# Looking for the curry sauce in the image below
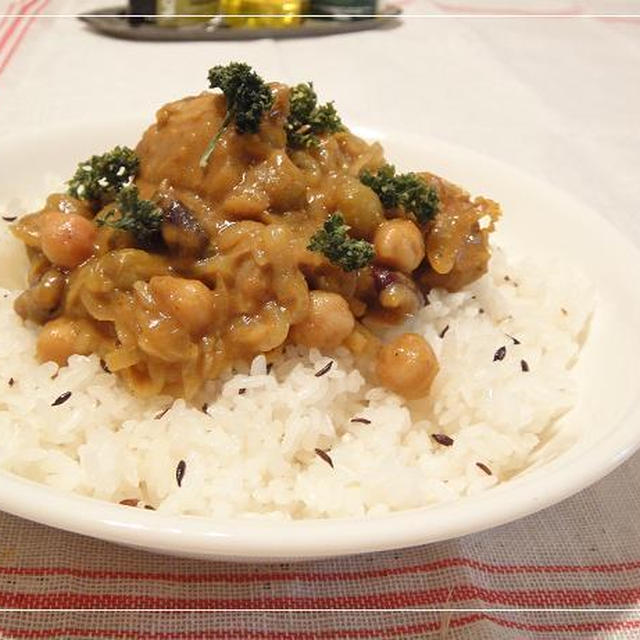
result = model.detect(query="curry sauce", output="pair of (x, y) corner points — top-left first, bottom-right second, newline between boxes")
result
(11, 78), (500, 400)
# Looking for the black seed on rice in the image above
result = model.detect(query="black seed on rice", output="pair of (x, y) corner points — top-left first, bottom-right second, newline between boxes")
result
(314, 361), (333, 377)
(8, 377), (14, 387)
(238, 388), (246, 395)
(521, 359), (530, 372)
(144, 504), (156, 510)
(439, 325), (450, 339)
(561, 307), (568, 316)
(266, 363), (273, 374)
(504, 275), (510, 282)
(493, 346), (507, 362)
(202, 402), (209, 413)
(314, 448), (334, 468)
(476, 462), (492, 475)
(350, 417), (371, 425)
(506, 333), (521, 345)
(154, 406), (170, 420)
(52, 391), (71, 406)
(119, 498), (139, 507)
(100, 359), (110, 373)
(479, 308), (485, 314)
(176, 460), (186, 487)
(431, 433), (454, 447)
(2, 216), (17, 222)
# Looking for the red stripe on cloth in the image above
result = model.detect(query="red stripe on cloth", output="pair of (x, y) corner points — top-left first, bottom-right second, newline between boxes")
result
(483, 615), (640, 633)
(0, 623), (447, 640)
(0, 2), (18, 36)
(2, 586), (640, 608)
(2, 556), (640, 584)
(0, 0), (48, 76)
(3, 616), (640, 639)
(0, 0), (39, 52)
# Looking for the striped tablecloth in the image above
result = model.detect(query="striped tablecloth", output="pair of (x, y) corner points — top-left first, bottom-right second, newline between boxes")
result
(1, 1), (640, 637)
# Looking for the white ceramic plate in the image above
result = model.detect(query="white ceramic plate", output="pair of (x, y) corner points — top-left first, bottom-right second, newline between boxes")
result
(0, 121), (639, 561)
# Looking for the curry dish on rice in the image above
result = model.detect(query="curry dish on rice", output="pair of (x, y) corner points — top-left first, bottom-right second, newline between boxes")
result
(10, 64), (500, 400)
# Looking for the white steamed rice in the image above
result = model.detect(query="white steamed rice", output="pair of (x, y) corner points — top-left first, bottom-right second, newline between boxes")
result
(0, 203), (593, 519)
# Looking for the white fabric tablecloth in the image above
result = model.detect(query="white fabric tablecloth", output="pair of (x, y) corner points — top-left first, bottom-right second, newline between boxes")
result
(0, 1), (639, 638)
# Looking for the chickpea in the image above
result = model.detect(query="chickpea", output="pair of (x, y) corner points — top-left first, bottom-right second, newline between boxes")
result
(335, 176), (385, 239)
(379, 282), (422, 316)
(375, 333), (439, 398)
(39, 211), (97, 269)
(36, 317), (98, 366)
(45, 193), (92, 218)
(374, 219), (425, 273)
(289, 290), (355, 350)
(149, 276), (216, 337)
(14, 269), (65, 323)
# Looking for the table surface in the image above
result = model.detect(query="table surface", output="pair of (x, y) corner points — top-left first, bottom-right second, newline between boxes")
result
(0, 0), (639, 638)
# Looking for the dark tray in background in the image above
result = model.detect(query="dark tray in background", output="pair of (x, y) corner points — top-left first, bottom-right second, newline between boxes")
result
(79, 5), (402, 41)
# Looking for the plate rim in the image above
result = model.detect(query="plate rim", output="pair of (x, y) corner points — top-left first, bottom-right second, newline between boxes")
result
(0, 120), (639, 560)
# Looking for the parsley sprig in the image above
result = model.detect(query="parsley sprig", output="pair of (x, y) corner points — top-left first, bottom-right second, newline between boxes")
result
(67, 146), (139, 207)
(286, 82), (344, 149)
(98, 185), (164, 244)
(360, 164), (439, 224)
(199, 62), (274, 168)
(308, 213), (374, 272)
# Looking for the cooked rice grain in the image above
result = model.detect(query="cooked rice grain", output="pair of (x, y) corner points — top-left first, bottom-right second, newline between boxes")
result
(0, 230), (593, 518)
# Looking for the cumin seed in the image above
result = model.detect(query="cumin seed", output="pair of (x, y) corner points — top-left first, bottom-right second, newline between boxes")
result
(476, 462), (492, 475)
(314, 361), (333, 377)
(1, 216), (17, 222)
(521, 359), (530, 372)
(431, 433), (454, 447)
(176, 460), (186, 487)
(314, 448), (334, 468)
(100, 359), (110, 373)
(506, 334), (521, 345)
(8, 377), (14, 387)
(154, 406), (170, 420)
(51, 391), (71, 406)
(439, 325), (450, 339)
(238, 388), (246, 395)
(119, 498), (139, 507)
(201, 402), (209, 413)
(144, 504), (156, 510)
(350, 417), (371, 425)
(493, 346), (507, 362)
(478, 308), (485, 314)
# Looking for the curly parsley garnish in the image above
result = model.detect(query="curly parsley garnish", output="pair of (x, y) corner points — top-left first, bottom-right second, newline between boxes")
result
(98, 185), (164, 244)
(308, 213), (374, 272)
(199, 62), (274, 168)
(67, 146), (139, 207)
(360, 164), (439, 224)
(286, 82), (344, 149)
